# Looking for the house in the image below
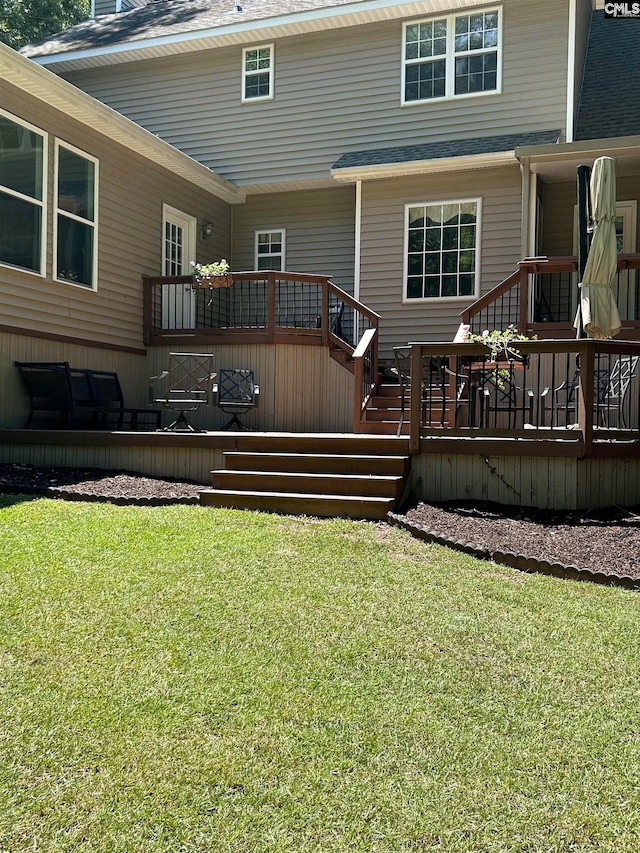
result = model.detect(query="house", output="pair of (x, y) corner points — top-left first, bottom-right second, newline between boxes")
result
(22, 0), (586, 351)
(0, 0), (639, 511)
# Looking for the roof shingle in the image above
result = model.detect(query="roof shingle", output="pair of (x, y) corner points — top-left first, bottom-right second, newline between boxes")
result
(21, 0), (367, 58)
(576, 11), (640, 141)
(331, 130), (561, 171)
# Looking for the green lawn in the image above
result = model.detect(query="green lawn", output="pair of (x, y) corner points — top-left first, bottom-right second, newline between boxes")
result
(1, 496), (640, 852)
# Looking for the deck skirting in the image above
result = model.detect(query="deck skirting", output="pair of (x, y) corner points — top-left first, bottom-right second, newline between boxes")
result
(412, 451), (640, 510)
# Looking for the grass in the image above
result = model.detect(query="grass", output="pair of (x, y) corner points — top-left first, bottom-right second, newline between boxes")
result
(1, 497), (640, 852)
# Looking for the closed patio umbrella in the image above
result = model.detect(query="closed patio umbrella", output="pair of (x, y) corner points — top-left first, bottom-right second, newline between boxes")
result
(574, 156), (620, 339)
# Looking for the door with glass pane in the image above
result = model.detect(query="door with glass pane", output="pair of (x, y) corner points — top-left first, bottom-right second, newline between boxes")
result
(162, 205), (196, 329)
(572, 201), (637, 322)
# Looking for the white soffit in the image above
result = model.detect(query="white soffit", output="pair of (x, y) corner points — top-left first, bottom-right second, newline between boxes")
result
(0, 45), (244, 204)
(32, 0), (491, 71)
(331, 151), (519, 182)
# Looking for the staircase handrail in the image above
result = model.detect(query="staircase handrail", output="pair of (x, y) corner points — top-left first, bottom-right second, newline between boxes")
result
(352, 326), (379, 432)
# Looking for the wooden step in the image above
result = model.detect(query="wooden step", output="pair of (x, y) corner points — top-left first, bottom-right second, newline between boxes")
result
(199, 489), (394, 520)
(359, 421), (411, 435)
(233, 434), (410, 455)
(222, 451), (409, 476)
(212, 470), (403, 498)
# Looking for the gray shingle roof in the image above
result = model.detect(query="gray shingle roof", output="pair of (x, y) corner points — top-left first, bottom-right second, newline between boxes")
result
(21, 0), (365, 58)
(331, 130), (561, 170)
(576, 11), (640, 141)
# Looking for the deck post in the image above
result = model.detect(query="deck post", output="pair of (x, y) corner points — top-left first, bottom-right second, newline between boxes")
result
(578, 340), (594, 455)
(321, 280), (330, 348)
(266, 273), (276, 343)
(518, 265), (529, 333)
(409, 344), (422, 454)
(353, 354), (364, 433)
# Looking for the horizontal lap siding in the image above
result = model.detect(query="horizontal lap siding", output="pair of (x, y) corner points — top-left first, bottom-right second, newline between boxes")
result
(64, 0), (569, 186)
(4, 333), (354, 431)
(543, 176), (640, 257)
(359, 167), (523, 354)
(0, 81), (231, 351)
(232, 187), (355, 293)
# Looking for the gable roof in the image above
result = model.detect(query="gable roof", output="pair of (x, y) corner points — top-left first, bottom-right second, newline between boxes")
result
(331, 130), (561, 180)
(22, 0), (493, 70)
(576, 10), (640, 141)
(0, 42), (244, 204)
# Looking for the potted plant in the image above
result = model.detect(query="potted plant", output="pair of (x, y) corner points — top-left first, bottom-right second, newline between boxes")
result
(468, 325), (534, 389)
(190, 259), (233, 289)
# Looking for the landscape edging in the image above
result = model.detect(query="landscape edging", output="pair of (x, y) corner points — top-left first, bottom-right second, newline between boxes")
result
(387, 512), (640, 591)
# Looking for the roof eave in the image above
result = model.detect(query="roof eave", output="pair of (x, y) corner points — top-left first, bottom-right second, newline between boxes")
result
(331, 150), (519, 182)
(516, 134), (640, 163)
(27, 0), (492, 71)
(0, 44), (244, 204)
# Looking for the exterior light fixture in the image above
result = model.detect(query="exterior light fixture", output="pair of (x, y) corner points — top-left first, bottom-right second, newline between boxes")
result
(201, 221), (213, 240)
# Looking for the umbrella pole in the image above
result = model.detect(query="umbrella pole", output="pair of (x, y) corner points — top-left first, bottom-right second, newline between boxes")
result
(576, 164), (592, 339)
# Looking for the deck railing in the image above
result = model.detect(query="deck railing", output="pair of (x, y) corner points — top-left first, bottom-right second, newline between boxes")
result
(143, 271), (381, 430)
(143, 270), (379, 349)
(461, 255), (640, 337)
(401, 339), (640, 454)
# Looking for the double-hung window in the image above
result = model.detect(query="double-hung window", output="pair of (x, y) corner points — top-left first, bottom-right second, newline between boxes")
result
(242, 44), (274, 102)
(0, 109), (46, 275)
(54, 140), (98, 289)
(255, 229), (285, 271)
(405, 201), (480, 301)
(403, 8), (501, 104)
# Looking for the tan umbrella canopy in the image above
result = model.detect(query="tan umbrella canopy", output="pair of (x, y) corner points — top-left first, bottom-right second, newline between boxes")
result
(574, 156), (620, 339)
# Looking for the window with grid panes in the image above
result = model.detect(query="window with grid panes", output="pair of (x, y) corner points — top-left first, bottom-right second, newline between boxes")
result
(255, 229), (285, 271)
(55, 141), (97, 288)
(403, 8), (500, 103)
(405, 201), (479, 300)
(0, 109), (46, 275)
(243, 45), (273, 101)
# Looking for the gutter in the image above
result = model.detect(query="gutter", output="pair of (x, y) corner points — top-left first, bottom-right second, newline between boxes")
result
(331, 150), (519, 183)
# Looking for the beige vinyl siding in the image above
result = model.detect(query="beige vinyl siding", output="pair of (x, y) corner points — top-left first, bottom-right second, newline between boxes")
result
(359, 166), (523, 354)
(232, 187), (355, 293)
(94, 0), (117, 14)
(573, 0), (593, 132)
(0, 80), (231, 351)
(3, 332), (354, 432)
(64, 0), (569, 187)
(542, 176), (640, 256)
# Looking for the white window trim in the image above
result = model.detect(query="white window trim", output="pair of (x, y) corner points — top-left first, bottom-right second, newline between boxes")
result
(0, 106), (47, 279)
(53, 138), (99, 291)
(401, 6), (502, 107)
(402, 198), (482, 304)
(242, 43), (275, 103)
(254, 228), (286, 271)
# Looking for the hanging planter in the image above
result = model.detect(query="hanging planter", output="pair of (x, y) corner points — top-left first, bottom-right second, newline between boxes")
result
(190, 260), (233, 289)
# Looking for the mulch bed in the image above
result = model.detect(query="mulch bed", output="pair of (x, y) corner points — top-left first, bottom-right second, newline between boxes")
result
(0, 463), (201, 505)
(394, 500), (640, 583)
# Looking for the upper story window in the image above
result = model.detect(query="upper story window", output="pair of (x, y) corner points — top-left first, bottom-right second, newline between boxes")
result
(54, 140), (98, 289)
(402, 8), (501, 104)
(255, 229), (285, 271)
(0, 108), (46, 276)
(242, 44), (274, 102)
(404, 200), (480, 301)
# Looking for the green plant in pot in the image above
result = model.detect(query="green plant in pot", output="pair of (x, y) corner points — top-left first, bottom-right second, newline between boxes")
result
(190, 259), (233, 288)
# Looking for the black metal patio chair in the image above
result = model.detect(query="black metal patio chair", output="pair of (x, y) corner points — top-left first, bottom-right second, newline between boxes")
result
(212, 368), (260, 430)
(150, 352), (216, 432)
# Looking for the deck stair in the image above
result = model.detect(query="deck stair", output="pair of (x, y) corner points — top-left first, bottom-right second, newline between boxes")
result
(359, 382), (451, 435)
(200, 435), (409, 519)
